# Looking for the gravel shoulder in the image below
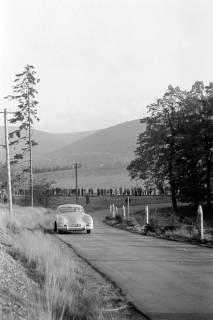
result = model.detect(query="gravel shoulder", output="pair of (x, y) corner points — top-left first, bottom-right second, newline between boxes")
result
(0, 230), (38, 320)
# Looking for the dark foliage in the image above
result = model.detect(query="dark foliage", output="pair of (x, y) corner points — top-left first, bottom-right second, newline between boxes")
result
(128, 81), (213, 211)
(4, 64), (39, 165)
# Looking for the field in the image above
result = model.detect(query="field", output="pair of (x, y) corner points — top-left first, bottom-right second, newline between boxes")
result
(34, 169), (142, 189)
(47, 194), (172, 211)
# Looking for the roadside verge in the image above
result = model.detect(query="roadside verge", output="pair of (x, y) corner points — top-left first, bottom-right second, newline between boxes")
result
(103, 216), (213, 248)
(0, 205), (147, 320)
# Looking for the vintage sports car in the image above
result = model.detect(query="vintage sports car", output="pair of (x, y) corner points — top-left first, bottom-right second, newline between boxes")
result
(54, 204), (94, 234)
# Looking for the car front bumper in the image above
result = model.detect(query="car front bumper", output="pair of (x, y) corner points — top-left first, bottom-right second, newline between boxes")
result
(58, 225), (86, 232)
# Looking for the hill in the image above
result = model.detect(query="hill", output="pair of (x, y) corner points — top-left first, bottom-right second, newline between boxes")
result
(41, 119), (146, 168)
(0, 120), (146, 187)
(31, 129), (95, 156)
(0, 127), (95, 162)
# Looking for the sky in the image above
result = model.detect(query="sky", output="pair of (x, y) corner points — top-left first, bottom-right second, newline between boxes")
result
(1, 0), (213, 133)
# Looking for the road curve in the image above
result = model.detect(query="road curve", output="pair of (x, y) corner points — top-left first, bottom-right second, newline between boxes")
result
(58, 209), (213, 320)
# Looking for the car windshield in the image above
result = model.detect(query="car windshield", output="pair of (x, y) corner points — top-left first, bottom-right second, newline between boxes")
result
(58, 207), (84, 214)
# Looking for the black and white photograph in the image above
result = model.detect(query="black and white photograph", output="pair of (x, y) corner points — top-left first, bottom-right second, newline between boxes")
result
(0, 1), (213, 319)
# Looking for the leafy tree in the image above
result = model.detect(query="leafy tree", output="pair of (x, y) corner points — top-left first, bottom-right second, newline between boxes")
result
(201, 84), (213, 208)
(176, 82), (213, 208)
(5, 65), (40, 206)
(128, 82), (213, 211)
(33, 179), (52, 207)
(128, 86), (185, 212)
(0, 164), (22, 189)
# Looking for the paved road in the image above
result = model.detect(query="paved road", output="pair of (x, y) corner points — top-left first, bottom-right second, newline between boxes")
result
(58, 209), (213, 320)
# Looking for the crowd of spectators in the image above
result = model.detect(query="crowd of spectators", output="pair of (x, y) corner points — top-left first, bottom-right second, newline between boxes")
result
(14, 186), (170, 197)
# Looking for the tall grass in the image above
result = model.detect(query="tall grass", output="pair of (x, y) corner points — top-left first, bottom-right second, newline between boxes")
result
(6, 205), (51, 231)
(12, 230), (100, 320)
(164, 224), (200, 240)
(0, 207), (7, 232)
(0, 205), (100, 320)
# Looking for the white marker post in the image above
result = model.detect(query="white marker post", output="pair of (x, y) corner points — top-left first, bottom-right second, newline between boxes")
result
(109, 204), (112, 217)
(145, 205), (149, 224)
(197, 205), (204, 241)
(115, 206), (118, 216)
(122, 205), (126, 219)
(112, 204), (115, 218)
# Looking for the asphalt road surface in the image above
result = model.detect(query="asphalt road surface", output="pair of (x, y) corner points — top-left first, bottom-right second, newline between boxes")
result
(58, 208), (213, 320)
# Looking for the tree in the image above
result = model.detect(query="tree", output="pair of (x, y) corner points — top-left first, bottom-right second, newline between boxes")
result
(33, 179), (52, 207)
(5, 65), (40, 207)
(176, 82), (213, 209)
(128, 82), (213, 211)
(128, 86), (186, 212)
(0, 164), (22, 189)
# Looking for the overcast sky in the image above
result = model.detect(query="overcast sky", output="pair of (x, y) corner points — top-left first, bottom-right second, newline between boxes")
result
(1, 0), (213, 133)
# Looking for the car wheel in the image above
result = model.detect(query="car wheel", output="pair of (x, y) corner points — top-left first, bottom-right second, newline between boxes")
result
(54, 221), (57, 233)
(86, 230), (91, 234)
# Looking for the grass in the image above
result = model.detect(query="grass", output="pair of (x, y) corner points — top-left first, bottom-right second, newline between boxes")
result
(5, 206), (52, 232)
(105, 203), (213, 244)
(12, 230), (100, 320)
(0, 208), (7, 233)
(46, 195), (171, 212)
(1, 204), (145, 320)
(34, 171), (139, 189)
(163, 224), (200, 240)
(0, 205), (101, 320)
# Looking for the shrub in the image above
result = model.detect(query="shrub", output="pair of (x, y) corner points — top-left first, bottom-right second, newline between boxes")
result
(14, 180), (53, 207)
(105, 215), (113, 220)
(149, 216), (158, 227)
(141, 223), (155, 234)
(33, 180), (52, 207)
(167, 213), (180, 226)
(164, 224), (199, 240)
(115, 214), (123, 223)
(182, 216), (194, 225)
(126, 217), (138, 227)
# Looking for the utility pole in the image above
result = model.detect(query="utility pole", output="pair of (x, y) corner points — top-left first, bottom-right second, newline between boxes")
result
(3, 109), (13, 215)
(27, 84), (33, 208)
(28, 108), (33, 207)
(72, 163), (81, 204)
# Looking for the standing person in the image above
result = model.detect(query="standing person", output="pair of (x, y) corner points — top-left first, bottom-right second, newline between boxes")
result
(125, 196), (131, 205)
(2, 189), (7, 204)
(86, 193), (90, 205)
